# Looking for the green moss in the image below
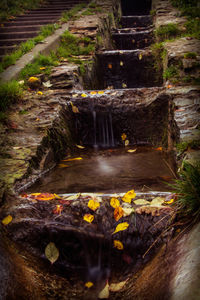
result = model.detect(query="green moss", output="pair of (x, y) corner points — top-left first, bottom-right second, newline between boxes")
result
(0, 81), (22, 111)
(163, 65), (179, 80)
(176, 140), (200, 152)
(184, 52), (197, 59)
(155, 23), (182, 42)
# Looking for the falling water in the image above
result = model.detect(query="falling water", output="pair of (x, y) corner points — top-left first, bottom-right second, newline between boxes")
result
(93, 111), (115, 148)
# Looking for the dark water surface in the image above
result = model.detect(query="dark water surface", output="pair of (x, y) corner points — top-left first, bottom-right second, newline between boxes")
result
(27, 147), (175, 194)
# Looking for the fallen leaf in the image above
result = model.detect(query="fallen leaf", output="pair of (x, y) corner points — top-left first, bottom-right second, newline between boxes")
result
(112, 222), (129, 235)
(175, 108), (185, 112)
(138, 53), (142, 60)
(28, 76), (39, 83)
(123, 207), (134, 217)
(85, 282), (94, 288)
(120, 61), (123, 66)
(122, 190), (136, 203)
(37, 91), (43, 95)
(90, 91), (97, 95)
(42, 80), (52, 88)
(98, 281), (109, 299)
(108, 63), (112, 69)
(122, 83), (127, 88)
(62, 157), (83, 162)
(45, 242), (59, 264)
(40, 67), (46, 70)
(76, 144), (85, 149)
(150, 197), (165, 207)
(121, 133), (127, 141)
(2, 215), (12, 225)
(35, 118), (40, 121)
(83, 214), (94, 223)
(134, 199), (149, 205)
(155, 147), (162, 151)
(132, 39), (135, 43)
(125, 139), (129, 146)
(70, 101), (79, 113)
(81, 93), (87, 97)
(18, 80), (24, 85)
(109, 280), (127, 292)
(113, 240), (124, 250)
(114, 207), (124, 221)
(88, 199), (100, 211)
(13, 146), (21, 150)
(127, 149), (136, 153)
(58, 164), (69, 168)
(52, 205), (63, 214)
(72, 93), (78, 98)
(98, 91), (104, 95)
(110, 197), (120, 208)
(65, 193), (80, 200)
(33, 193), (55, 201)
(165, 198), (174, 204)
(167, 84), (173, 89)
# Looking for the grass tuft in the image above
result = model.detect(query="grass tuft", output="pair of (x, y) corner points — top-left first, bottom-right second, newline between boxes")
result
(155, 23), (181, 42)
(0, 81), (22, 111)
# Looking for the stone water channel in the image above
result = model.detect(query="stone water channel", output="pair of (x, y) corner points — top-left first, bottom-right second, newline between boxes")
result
(0, 0), (189, 299)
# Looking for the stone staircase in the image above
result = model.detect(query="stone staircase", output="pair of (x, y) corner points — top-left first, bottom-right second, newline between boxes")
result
(0, 0), (89, 61)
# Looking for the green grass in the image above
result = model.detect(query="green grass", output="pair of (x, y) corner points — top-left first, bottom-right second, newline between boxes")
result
(0, 81), (23, 112)
(60, 3), (87, 22)
(163, 65), (179, 80)
(176, 140), (200, 152)
(171, 161), (200, 217)
(155, 23), (182, 42)
(184, 52), (197, 59)
(151, 42), (167, 73)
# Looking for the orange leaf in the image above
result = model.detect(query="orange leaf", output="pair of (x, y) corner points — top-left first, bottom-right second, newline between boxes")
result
(114, 207), (124, 221)
(121, 133), (127, 141)
(83, 214), (94, 223)
(32, 193), (55, 201)
(155, 147), (162, 151)
(90, 91), (97, 95)
(113, 240), (124, 250)
(52, 205), (63, 214)
(110, 197), (120, 208)
(108, 63), (112, 69)
(88, 199), (100, 211)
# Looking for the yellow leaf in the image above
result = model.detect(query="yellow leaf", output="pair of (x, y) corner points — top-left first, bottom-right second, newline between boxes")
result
(108, 63), (112, 69)
(2, 215), (12, 225)
(34, 193), (55, 201)
(127, 149), (136, 153)
(125, 139), (129, 146)
(114, 207), (124, 221)
(40, 67), (46, 70)
(90, 91), (97, 95)
(98, 91), (104, 95)
(112, 222), (129, 234)
(110, 197), (120, 208)
(123, 207), (134, 217)
(109, 280), (128, 292)
(98, 281), (109, 299)
(70, 101), (79, 113)
(45, 242), (59, 264)
(88, 199), (100, 211)
(76, 144), (85, 149)
(165, 198), (174, 204)
(121, 133), (127, 141)
(54, 193), (61, 199)
(120, 61), (123, 66)
(134, 199), (149, 205)
(122, 190), (136, 203)
(81, 93), (87, 97)
(83, 214), (94, 223)
(62, 157), (83, 162)
(37, 91), (43, 95)
(113, 240), (124, 250)
(138, 53), (142, 60)
(72, 93), (78, 98)
(150, 197), (165, 207)
(28, 76), (39, 83)
(122, 83), (127, 88)
(85, 281), (94, 288)
(58, 164), (69, 168)
(35, 118), (40, 121)
(132, 39), (135, 44)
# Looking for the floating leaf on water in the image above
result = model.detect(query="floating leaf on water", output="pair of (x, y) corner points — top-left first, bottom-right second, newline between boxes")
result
(122, 190), (136, 203)
(90, 91), (97, 95)
(98, 281), (109, 299)
(110, 197), (120, 208)
(120, 61), (123, 66)
(81, 93), (87, 97)
(109, 280), (128, 292)
(108, 63), (112, 69)
(85, 281), (94, 288)
(76, 145), (85, 149)
(123, 207), (134, 217)
(113, 240), (124, 250)
(88, 199), (100, 211)
(134, 199), (149, 205)
(2, 215), (12, 225)
(138, 53), (143, 60)
(150, 197), (165, 207)
(98, 91), (104, 95)
(83, 214), (94, 223)
(125, 139), (129, 146)
(45, 242), (59, 264)
(58, 164), (69, 168)
(62, 157), (83, 162)
(127, 149), (136, 153)
(114, 207), (124, 221)
(121, 133), (127, 141)
(155, 147), (162, 151)
(112, 222), (129, 235)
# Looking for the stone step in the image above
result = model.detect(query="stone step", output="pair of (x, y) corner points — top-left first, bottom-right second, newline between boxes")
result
(0, 38), (27, 46)
(0, 45), (17, 55)
(112, 30), (153, 50)
(26, 8), (71, 14)
(121, 16), (152, 28)
(0, 31), (39, 40)
(3, 20), (57, 27)
(12, 16), (60, 21)
(0, 25), (42, 33)
(96, 49), (162, 89)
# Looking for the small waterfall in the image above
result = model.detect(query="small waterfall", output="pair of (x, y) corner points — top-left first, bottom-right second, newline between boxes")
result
(93, 111), (115, 148)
